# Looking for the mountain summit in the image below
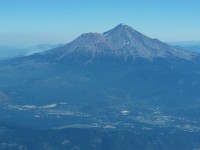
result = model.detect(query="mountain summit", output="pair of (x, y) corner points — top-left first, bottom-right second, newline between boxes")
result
(47, 24), (194, 61)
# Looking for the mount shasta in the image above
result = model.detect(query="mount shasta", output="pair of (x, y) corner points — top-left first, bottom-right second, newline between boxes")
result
(0, 24), (200, 150)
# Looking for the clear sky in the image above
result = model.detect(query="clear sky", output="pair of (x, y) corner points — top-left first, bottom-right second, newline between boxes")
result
(0, 0), (200, 47)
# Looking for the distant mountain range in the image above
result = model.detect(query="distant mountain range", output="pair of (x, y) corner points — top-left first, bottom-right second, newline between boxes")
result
(1, 24), (200, 149)
(169, 41), (200, 46)
(184, 45), (200, 52)
(0, 44), (62, 60)
(169, 41), (200, 52)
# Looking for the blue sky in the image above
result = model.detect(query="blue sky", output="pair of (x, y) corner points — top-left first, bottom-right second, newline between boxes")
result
(0, 0), (200, 47)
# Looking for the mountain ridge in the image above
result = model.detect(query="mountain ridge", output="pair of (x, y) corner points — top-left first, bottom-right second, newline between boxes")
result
(41, 24), (195, 61)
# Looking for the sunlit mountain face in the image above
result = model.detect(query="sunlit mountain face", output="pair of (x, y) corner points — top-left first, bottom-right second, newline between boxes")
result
(1, 24), (200, 150)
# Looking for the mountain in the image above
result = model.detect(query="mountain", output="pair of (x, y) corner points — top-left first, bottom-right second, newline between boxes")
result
(1, 24), (200, 149)
(40, 24), (194, 61)
(2, 24), (195, 68)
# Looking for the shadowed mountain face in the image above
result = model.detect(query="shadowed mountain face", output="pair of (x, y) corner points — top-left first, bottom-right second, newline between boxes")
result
(1, 24), (200, 149)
